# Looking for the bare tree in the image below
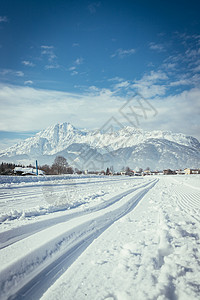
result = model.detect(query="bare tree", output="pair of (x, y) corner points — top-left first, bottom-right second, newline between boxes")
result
(40, 164), (51, 175)
(51, 156), (68, 175)
(66, 166), (74, 174)
(106, 167), (110, 175)
(125, 166), (131, 173)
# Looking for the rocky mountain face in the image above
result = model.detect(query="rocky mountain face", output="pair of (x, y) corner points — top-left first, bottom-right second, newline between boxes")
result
(1, 122), (200, 171)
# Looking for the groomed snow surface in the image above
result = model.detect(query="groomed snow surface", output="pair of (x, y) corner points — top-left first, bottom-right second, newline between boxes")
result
(0, 175), (200, 300)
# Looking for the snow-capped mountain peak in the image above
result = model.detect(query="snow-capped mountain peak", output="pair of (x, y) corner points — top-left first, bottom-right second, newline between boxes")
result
(0, 122), (200, 170)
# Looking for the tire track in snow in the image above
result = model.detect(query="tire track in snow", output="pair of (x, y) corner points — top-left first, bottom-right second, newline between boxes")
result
(0, 179), (158, 300)
(0, 179), (155, 249)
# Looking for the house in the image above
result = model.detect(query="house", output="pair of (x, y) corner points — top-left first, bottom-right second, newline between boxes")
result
(175, 169), (185, 175)
(143, 169), (151, 175)
(134, 172), (142, 176)
(151, 171), (159, 175)
(184, 168), (200, 175)
(163, 169), (175, 175)
(14, 167), (45, 176)
(120, 171), (126, 175)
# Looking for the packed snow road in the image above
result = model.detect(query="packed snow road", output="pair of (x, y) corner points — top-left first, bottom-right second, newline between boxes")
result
(0, 175), (200, 300)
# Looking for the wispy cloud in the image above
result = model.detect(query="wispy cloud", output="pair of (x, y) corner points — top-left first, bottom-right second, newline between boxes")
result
(185, 48), (200, 58)
(141, 70), (168, 82)
(111, 48), (136, 58)
(71, 70), (78, 76)
(0, 16), (8, 23)
(24, 80), (33, 85)
(22, 60), (35, 67)
(88, 2), (101, 14)
(170, 74), (200, 87)
(170, 79), (190, 87)
(41, 45), (60, 70)
(41, 45), (54, 50)
(69, 66), (76, 71)
(68, 57), (84, 75)
(72, 43), (80, 47)
(193, 65), (200, 72)
(0, 69), (24, 77)
(74, 57), (83, 65)
(113, 81), (130, 90)
(131, 71), (168, 98)
(149, 42), (165, 52)
(164, 33), (200, 68)
(45, 64), (60, 70)
(108, 77), (124, 82)
(41, 45), (56, 62)
(162, 63), (176, 70)
(16, 71), (24, 77)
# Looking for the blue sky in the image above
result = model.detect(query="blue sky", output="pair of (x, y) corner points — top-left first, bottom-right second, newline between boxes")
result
(0, 0), (200, 149)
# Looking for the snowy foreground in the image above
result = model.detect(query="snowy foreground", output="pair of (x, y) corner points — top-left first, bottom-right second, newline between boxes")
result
(0, 175), (200, 300)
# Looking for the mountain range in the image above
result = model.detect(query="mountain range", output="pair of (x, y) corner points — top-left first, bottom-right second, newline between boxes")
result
(0, 122), (200, 171)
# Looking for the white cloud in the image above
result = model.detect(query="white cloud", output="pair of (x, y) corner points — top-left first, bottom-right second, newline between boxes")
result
(111, 48), (136, 58)
(40, 45), (61, 70)
(162, 63), (176, 70)
(68, 58), (84, 75)
(69, 66), (76, 71)
(149, 42), (165, 52)
(0, 84), (120, 133)
(113, 81), (130, 90)
(142, 70), (168, 82)
(131, 71), (168, 98)
(142, 88), (200, 140)
(71, 70), (78, 76)
(41, 45), (57, 64)
(45, 64), (60, 70)
(170, 74), (200, 88)
(88, 85), (99, 92)
(0, 16), (8, 23)
(74, 57), (83, 65)
(193, 65), (200, 72)
(0, 69), (24, 77)
(22, 60), (35, 67)
(170, 79), (190, 87)
(108, 77), (124, 82)
(16, 71), (24, 77)
(72, 43), (79, 47)
(0, 83), (199, 142)
(41, 45), (54, 49)
(133, 84), (166, 98)
(185, 48), (200, 58)
(24, 80), (33, 85)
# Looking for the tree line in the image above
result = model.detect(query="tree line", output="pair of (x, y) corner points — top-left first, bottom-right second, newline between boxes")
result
(0, 156), (74, 175)
(0, 156), (148, 176)
(40, 156), (74, 175)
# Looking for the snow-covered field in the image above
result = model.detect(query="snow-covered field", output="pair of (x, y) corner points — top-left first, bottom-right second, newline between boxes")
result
(0, 175), (200, 300)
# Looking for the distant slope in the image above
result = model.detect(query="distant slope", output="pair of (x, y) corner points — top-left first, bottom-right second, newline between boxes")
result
(0, 122), (200, 170)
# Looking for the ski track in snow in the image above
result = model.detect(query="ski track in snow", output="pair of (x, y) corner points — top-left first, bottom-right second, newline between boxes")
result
(0, 175), (200, 300)
(0, 180), (152, 249)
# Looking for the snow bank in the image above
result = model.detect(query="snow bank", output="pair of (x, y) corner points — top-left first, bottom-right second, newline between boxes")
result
(0, 190), (106, 223)
(0, 174), (104, 185)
